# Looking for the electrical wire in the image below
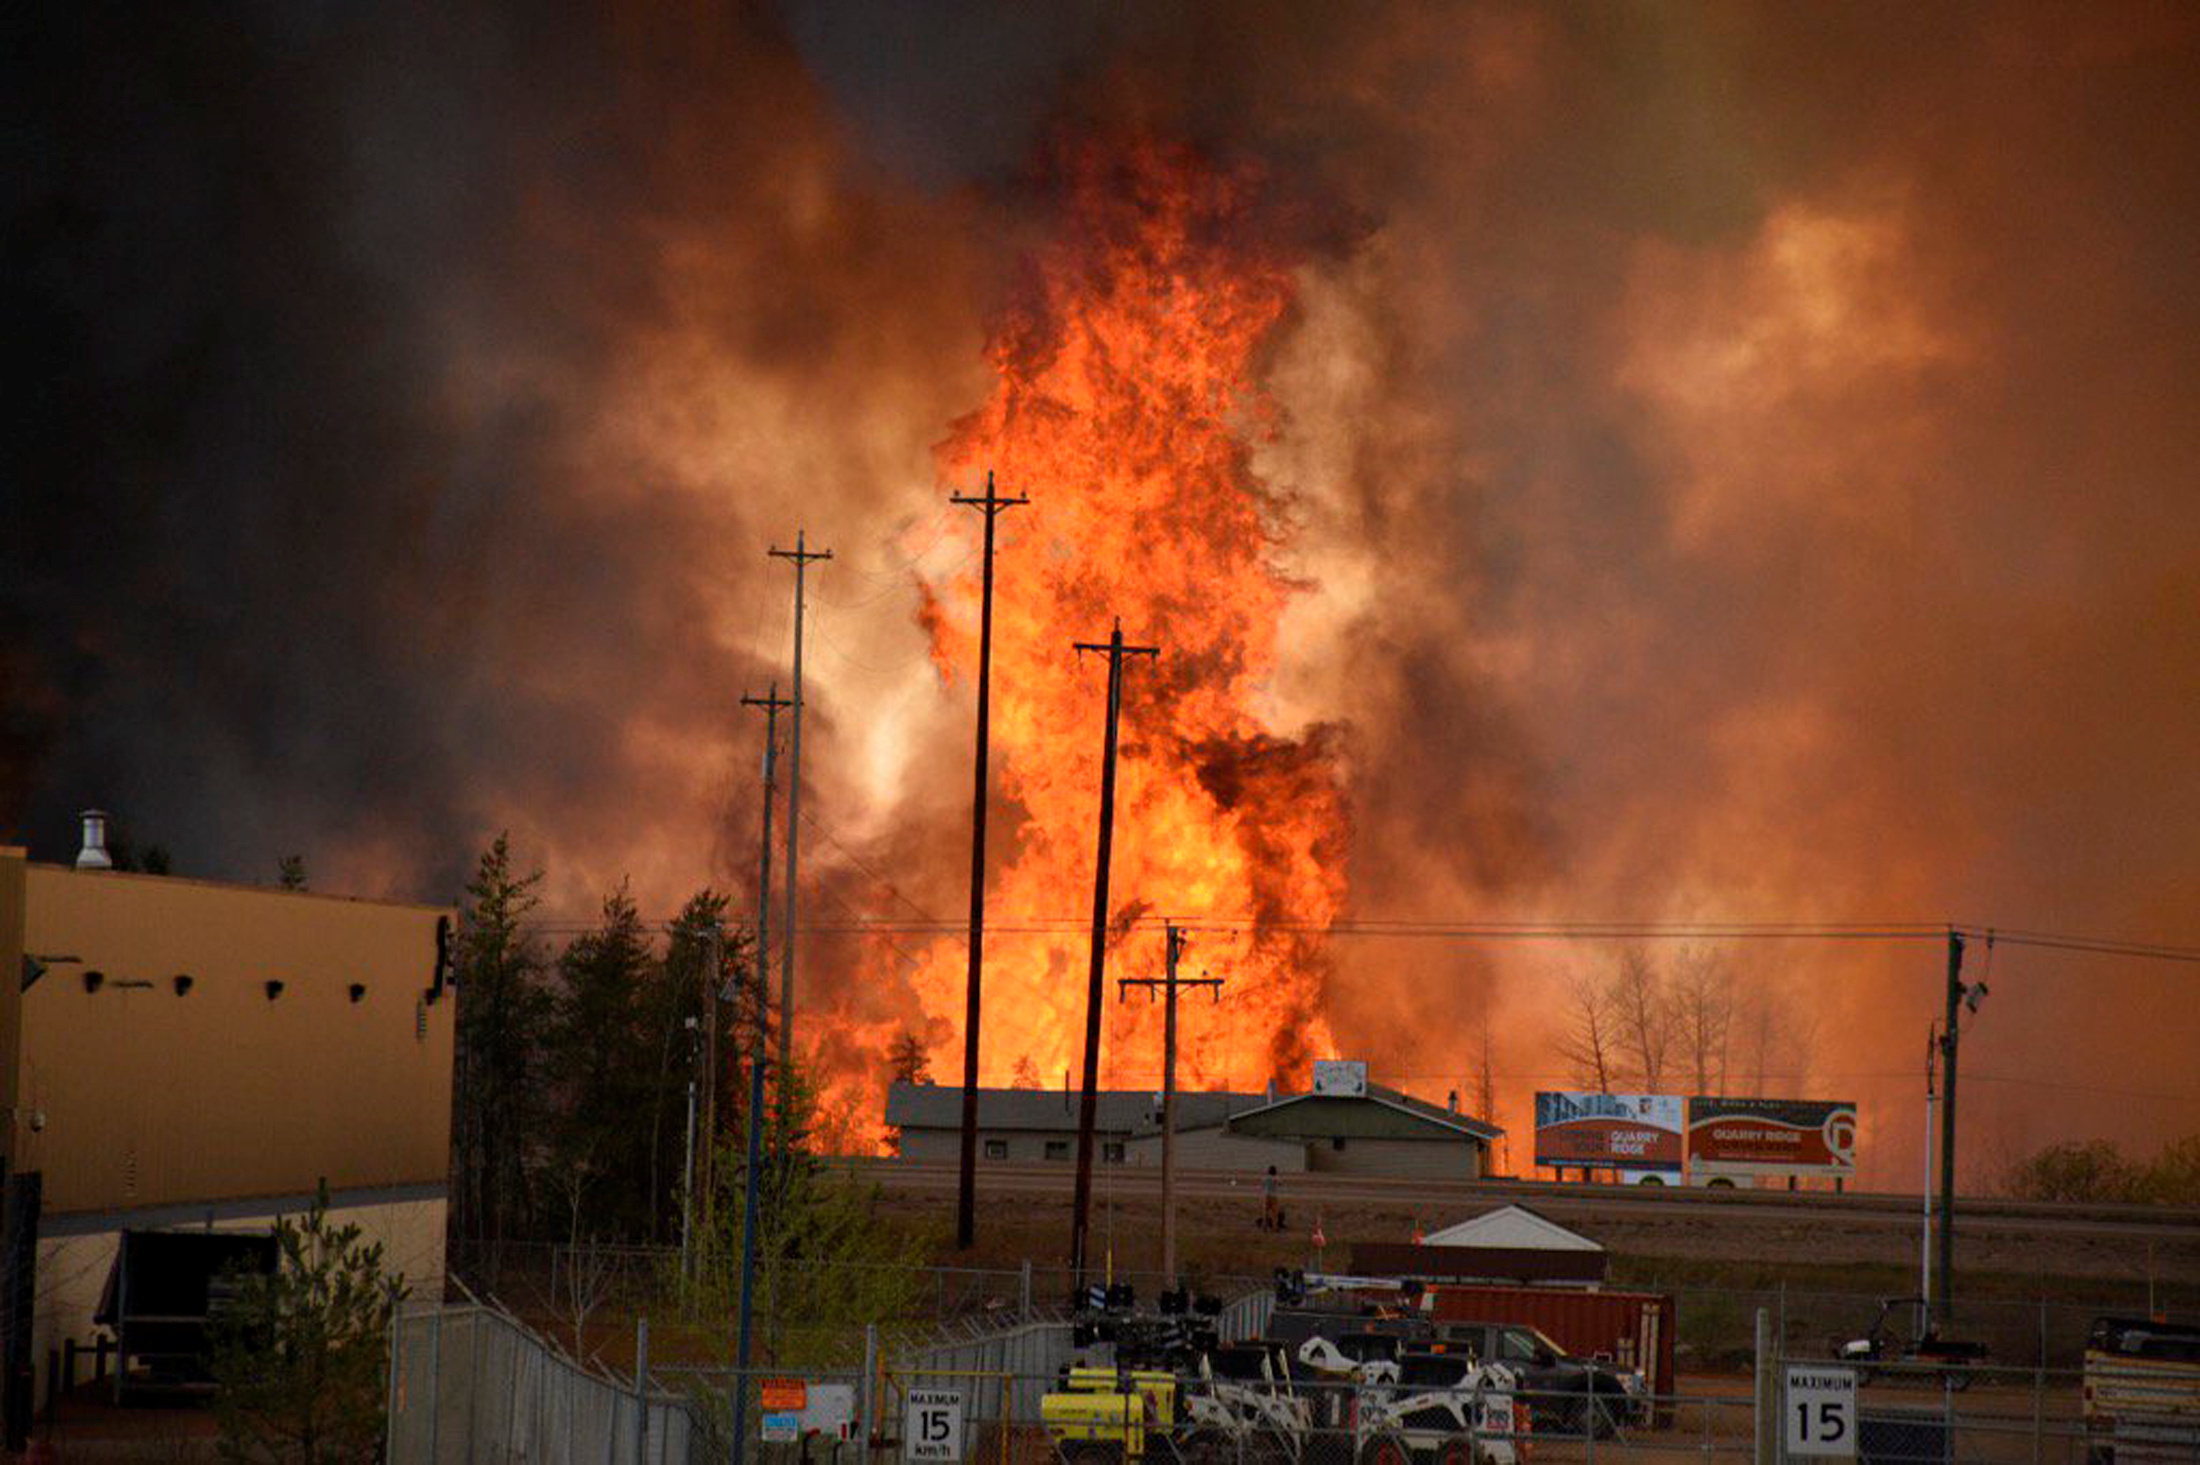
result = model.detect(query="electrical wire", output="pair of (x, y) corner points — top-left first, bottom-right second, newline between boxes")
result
(508, 913), (2200, 966)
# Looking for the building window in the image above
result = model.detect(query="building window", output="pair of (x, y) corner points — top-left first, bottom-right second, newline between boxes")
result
(1332, 1136), (1348, 1151)
(1103, 1142), (1126, 1164)
(983, 1139), (1007, 1161)
(1045, 1140), (1069, 1161)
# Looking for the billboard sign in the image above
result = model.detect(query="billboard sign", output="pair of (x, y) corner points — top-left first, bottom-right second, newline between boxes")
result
(1313, 1059), (1369, 1096)
(1534, 1092), (1684, 1172)
(1687, 1097), (1857, 1178)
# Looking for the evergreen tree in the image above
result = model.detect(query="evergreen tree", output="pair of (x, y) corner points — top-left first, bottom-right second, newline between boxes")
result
(551, 882), (657, 1239)
(452, 834), (551, 1244)
(887, 1032), (932, 1086)
(209, 1185), (406, 1464)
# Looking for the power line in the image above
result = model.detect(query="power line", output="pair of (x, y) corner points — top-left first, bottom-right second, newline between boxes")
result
(504, 914), (2200, 965)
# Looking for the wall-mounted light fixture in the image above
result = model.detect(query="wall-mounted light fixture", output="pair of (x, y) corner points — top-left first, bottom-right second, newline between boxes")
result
(173, 975), (194, 996)
(348, 983), (366, 1004)
(83, 970), (105, 994)
(264, 980), (285, 1001)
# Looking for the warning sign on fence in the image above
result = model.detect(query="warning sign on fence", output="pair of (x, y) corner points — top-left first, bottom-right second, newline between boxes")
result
(761, 1378), (808, 1412)
(904, 1388), (964, 1462)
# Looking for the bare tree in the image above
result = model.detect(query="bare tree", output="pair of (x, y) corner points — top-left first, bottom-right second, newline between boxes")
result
(1672, 946), (1735, 1095)
(1610, 947), (1672, 1092)
(1552, 970), (1619, 1092)
(560, 1239), (618, 1357)
(1473, 1017), (1498, 1124)
(550, 1136), (615, 1353)
(1731, 975), (1814, 1096)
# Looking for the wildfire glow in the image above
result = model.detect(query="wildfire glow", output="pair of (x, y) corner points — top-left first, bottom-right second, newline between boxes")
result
(886, 136), (1349, 1113)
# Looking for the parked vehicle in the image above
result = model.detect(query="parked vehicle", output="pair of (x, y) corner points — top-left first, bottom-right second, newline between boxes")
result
(1044, 1365), (1183, 1465)
(1182, 1344), (1316, 1464)
(1353, 1350), (1531, 1465)
(1433, 1321), (1644, 1437)
(1833, 1296), (1990, 1390)
(2083, 1315), (2200, 1464)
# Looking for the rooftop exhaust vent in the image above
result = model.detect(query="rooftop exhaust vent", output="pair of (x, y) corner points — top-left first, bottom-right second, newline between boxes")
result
(76, 810), (113, 870)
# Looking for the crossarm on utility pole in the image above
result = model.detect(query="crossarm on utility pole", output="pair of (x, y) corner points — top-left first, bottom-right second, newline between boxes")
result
(1118, 920), (1223, 1283)
(1067, 621), (1157, 1291)
(766, 534), (831, 1150)
(950, 473), (1027, 1253)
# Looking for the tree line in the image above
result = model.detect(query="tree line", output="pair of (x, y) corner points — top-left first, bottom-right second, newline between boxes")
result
(450, 834), (761, 1247)
(1550, 945), (1814, 1095)
(1999, 1132), (2200, 1206)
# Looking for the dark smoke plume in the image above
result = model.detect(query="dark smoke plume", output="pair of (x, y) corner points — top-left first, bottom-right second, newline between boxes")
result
(7, 3), (2197, 1179)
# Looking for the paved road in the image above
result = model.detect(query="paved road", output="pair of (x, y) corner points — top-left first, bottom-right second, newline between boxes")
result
(855, 1159), (2200, 1241)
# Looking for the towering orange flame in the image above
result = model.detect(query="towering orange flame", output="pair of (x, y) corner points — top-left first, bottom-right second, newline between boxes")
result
(898, 135), (1350, 1112)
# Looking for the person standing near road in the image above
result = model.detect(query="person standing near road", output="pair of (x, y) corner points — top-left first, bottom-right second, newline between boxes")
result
(1261, 1165), (1280, 1231)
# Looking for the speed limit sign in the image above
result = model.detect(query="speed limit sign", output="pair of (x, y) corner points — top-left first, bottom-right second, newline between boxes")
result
(1784, 1365), (1857, 1458)
(905, 1387), (965, 1462)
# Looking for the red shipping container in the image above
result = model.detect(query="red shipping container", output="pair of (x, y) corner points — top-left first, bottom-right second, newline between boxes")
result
(1421, 1283), (1677, 1401)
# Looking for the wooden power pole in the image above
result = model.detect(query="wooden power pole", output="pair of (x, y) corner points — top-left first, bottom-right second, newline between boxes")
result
(730, 683), (787, 1465)
(767, 532), (830, 1135)
(1936, 929), (1968, 1330)
(1118, 921), (1221, 1283)
(952, 472), (1026, 1252)
(1068, 620), (1156, 1290)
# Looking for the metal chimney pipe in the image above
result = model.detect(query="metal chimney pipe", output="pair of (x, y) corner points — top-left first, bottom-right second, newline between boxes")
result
(76, 810), (113, 870)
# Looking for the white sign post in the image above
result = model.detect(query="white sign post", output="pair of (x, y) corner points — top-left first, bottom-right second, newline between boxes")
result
(1783, 1365), (1857, 1458)
(905, 1387), (965, 1462)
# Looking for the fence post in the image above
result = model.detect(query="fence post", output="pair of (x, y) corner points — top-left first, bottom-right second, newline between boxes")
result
(2033, 1296), (2046, 1465)
(468, 1306), (483, 1465)
(861, 1324), (879, 1454)
(427, 1307), (443, 1464)
(1020, 1260), (1032, 1323)
(635, 1315), (651, 1465)
(503, 1315), (521, 1463)
(385, 1306), (404, 1465)
(1753, 1307), (1775, 1465)
(999, 1370), (1012, 1465)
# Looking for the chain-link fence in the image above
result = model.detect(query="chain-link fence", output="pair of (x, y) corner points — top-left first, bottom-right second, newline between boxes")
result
(387, 1300), (695, 1464)
(388, 1311), (2157, 1463)
(652, 1358), (2115, 1464)
(450, 1241), (1284, 1335)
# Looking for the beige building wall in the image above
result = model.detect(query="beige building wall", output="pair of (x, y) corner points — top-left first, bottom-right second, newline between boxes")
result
(1301, 1134), (1484, 1180)
(0, 848), (455, 1391)
(10, 858), (452, 1212)
(1124, 1126), (1307, 1173)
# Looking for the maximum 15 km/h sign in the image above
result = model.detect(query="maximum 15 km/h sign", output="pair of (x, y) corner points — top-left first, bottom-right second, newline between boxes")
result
(1783, 1364), (1858, 1458)
(904, 1387), (965, 1463)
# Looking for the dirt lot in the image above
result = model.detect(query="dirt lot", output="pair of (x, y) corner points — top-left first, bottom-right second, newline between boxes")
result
(868, 1163), (2200, 1291)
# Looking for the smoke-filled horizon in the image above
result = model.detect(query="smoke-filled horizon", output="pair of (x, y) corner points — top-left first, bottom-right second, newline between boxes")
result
(7, 3), (2197, 1186)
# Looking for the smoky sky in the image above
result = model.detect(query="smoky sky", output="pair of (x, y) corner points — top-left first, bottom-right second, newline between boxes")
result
(6, 3), (2198, 1176)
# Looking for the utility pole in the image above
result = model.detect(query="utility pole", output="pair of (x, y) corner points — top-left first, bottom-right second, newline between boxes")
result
(1921, 1024), (1936, 1340)
(952, 472), (1026, 1252)
(1068, 620), (1156, 1289)
(1118, 921), (1221, 1282)
(730, 684), (788, 1465)
(767, 533), (830, 1137)
(1936, 930), (1964, 1331)
(699, 927), (721, 1250)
